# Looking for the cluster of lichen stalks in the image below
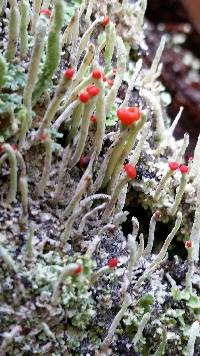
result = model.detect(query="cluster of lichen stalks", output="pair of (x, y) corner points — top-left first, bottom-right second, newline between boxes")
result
(0, 0), (200, 355)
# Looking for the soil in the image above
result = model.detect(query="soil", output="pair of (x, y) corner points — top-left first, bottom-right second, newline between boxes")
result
(145, 0), (200, 156)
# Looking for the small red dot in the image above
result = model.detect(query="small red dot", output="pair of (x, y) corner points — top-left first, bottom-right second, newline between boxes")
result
(123, 164), (137, 179)
(79, 91), (90, 103)
(107, 79), (114, 87)
(117, 107), (141, 125)
(40, 9), (52, 17)
(92, 70), (102, 80)
(86, 84), (99, 97)
(90, 115), (97, 124)
(185, 240), (192, 249)
(154, 211), (161, 220)
(179, 165), (188, 174)
(108, 258), (119, 268)
(64, 68), (74, 80)
(102, 16), (110, 27)
(168, 161), (179, 171)
(74, 265), (82, 274)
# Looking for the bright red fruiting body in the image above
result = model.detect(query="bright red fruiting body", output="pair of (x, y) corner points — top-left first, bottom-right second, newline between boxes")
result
(102, 16), (110, 26)
(74, 265), (82, 274)
(108, 258), (119, 268)
(117, 107), (141, 125)
(79, 91), (90, 103)
(92, 69), (102, 79)
(107, 79), (114, 87)
(90, 114), (97, 124)
(185, 240), (193, 249)
(86, 84), (99, 97)
(39, 133), (49, 142)
(168, 161), (179, 171)
(80, 155), (90, 168)
(123, 163), (137, 179)
(64, 68), (74, 80)
(40, 9), (52, 17)
(179, 165), (189, 174)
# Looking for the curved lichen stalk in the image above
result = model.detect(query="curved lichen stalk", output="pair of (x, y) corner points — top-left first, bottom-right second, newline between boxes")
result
(0, 55), (7, 90)
(32, 0), (65, 104)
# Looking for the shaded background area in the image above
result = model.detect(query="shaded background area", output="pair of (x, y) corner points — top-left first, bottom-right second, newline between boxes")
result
(145, 0), (200, 157)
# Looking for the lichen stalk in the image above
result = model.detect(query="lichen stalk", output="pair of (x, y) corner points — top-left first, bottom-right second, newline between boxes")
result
(31, 0), (42, 33)
(140, 88), (166, 141)
(19, 0), (30, 59)
(134, 212), (182, 289)
(100, 293), (132, 352)
(0, 55), (7, 90)
(38, 77), (76, 135)
(23, 15), (48, 117)
(3, 144), (18, 203)
(108, 115), (146, 192)
(36, 136), (53, 197)
(51, 263), (83, 305)
(104, 22), (116, 72)
(185, 244), (194, 292)
(105, 37), (127, 115)
(185, 321), (200, 356)
(144, 212), (159, 257)
(16, 150), (28, 218)
(190, 179), (200, 262)
(6, 0), (20, 61)
(169, 170), (189, 216)
(76, 17), (103, 63)
(133, 312), (151, 346)
(0, 245), (17, 272)
(69, 99), (96, 168)
(32, 0), (65, 104)
(94, 78), (106, 155)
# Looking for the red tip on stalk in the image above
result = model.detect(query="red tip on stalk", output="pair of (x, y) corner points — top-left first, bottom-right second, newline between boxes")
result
(154, 210), (161, 220)
(107, 79), (114, 87)
(90, 114), (97, 124)
(80, 155), (90, 168)
(79, 91), (90, 103)
(168, 161), (179, 171)
(92, 70), (102, 79)
(40, 9), (52, 17)
(64, 68), (74, 80)
(117, 107), (141, 125)
(86, 84), (99, 97)
(39, 132), (49, 142)
(11, 144), (18, 151)
(113, 68), (117, 74)
(179, 165), (188, 174)
(185, 240), (193, 249)
(108, 258), (119, 268)
(102, 75), (107, 82)
(102, 16), (110, 26)
(0, 144), (4, 154)
(74, 265), (82, 274)
(123, 163), (137, 179)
